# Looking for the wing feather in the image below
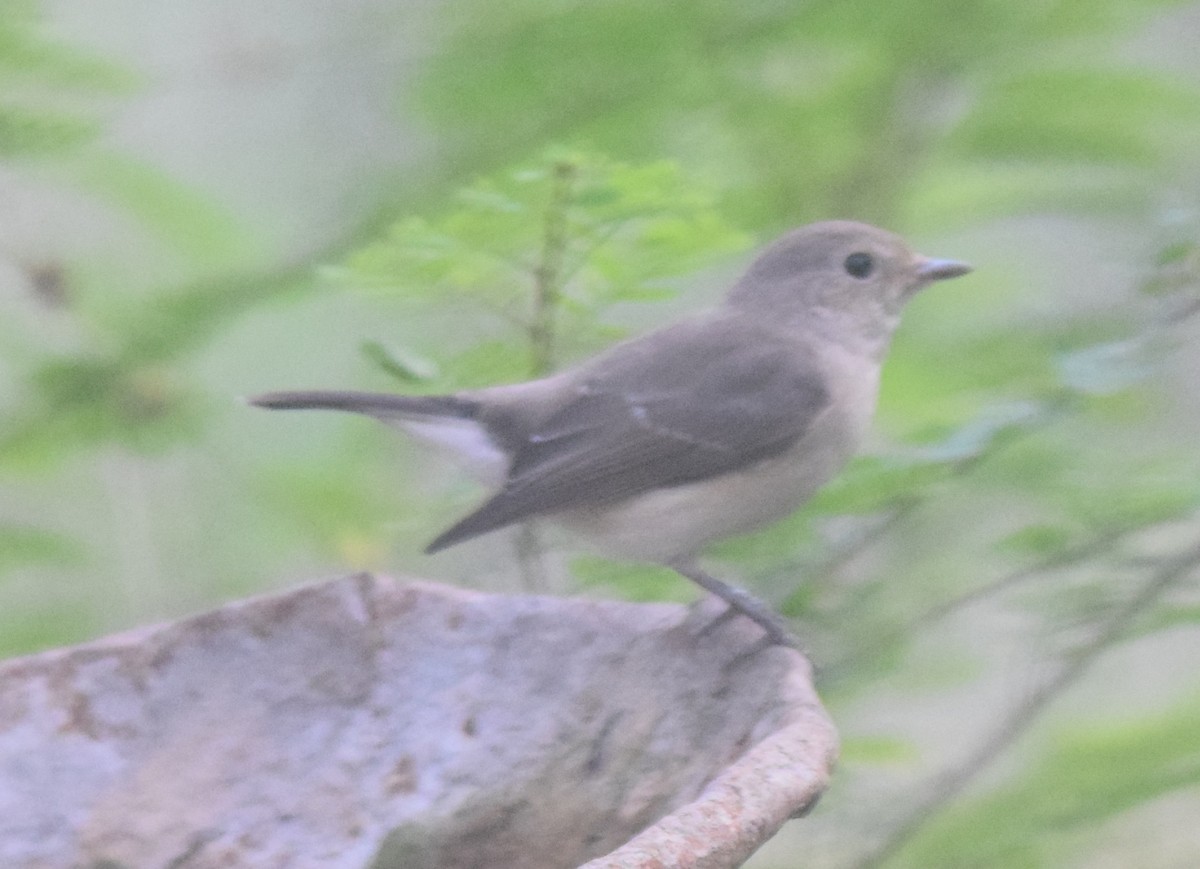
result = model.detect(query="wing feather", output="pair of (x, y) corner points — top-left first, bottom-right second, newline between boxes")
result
(427, 321), (829, 552)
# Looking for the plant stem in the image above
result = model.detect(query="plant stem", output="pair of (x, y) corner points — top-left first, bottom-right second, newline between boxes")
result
(528, 159), (576, 377)
(515, 160), (576, 588)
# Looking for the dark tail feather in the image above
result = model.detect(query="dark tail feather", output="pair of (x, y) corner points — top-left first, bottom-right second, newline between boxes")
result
(247, 390), (478, 420)
(252, 388), (501, 552)
(424, 496), (517, 554)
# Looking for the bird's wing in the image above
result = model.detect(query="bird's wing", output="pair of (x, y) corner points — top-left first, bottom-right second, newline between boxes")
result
(426, 319), (830, 551)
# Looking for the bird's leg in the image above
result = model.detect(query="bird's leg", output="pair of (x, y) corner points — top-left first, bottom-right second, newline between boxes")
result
(669, 561), (798, 648)
(694, 602), (742, 637)
(513, 523), (549, 591)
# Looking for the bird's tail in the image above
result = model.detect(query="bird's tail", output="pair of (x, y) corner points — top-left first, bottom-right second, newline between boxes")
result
(248, 389), (506, 487)
(247, 390), (479, 422)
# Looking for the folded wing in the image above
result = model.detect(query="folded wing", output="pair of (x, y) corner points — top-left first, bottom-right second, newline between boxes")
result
(427, 321), (829, 552)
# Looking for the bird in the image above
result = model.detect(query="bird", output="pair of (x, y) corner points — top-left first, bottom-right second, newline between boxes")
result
(250, 220), (971, 646)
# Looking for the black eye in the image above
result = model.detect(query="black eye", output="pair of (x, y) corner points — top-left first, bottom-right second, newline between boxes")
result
(844, 252), (874, 279)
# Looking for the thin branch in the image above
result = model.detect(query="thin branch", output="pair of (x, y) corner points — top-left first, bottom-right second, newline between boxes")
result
(554, 218), (629, 290)
(913, 531), (1128, 626)
(782, 397), (1072, 609)
(515, 161), (576, 587)
(851, 535), (1200, 869)
(824, 526), (1135, 678)
(528, 160), (576, 377)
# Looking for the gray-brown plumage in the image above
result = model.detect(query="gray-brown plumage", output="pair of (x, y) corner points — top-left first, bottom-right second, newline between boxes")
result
(251, 221), (971, 645)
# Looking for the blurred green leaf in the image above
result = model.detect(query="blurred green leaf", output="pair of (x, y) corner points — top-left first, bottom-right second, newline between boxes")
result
(0, 362), (202, 468)
(255, 462), (402, 565)
(422, 0), (1195, 227)
(913, 401), (1047, 463)
(437, 339), (543, 391)
(570, 555), (689, 603)
(896, 695), (1200, 868)
(0, 103), (98, 156)
(993, 523), (1078, 558)
(0, 601), (95, 657)
(905, 162), (1155, 229)
(1131, 602), (1200, 638)
(1061, 468), (1200, 531)
(841, 734), (921, 766)
(341, 148), (747, 383)
(1142, 236), (1200, 297)
(0, 4), (135, 161)
(0, 3), (135, 92)
(805, 456), (946, 516)
(360, 341), (440, 384)
(802, 403), (1046, 518)
(70, 153), (254, 266)
(1056, 339), (1153, 396)
(954, 68), (1200, 167)
(0, 525), (85, 573)
(1154, 239), (1197, 268)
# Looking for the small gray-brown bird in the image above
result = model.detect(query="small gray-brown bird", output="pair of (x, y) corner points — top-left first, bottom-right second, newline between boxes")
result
(251, 221), (970, 645)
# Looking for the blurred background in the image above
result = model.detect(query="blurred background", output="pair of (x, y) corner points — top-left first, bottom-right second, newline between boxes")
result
(3, 0), (1200, 866)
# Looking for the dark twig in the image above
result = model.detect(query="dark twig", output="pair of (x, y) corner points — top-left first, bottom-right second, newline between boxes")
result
(824, 526), (1135, 679)
(783, 397), (1072, 619)
(851, 535), (1200, 868)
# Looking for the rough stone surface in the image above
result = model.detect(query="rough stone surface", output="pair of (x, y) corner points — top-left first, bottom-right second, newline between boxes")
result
(0, 574), (837, 869)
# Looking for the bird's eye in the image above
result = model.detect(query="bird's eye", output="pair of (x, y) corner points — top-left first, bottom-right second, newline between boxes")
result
(844, 252), (874, 279)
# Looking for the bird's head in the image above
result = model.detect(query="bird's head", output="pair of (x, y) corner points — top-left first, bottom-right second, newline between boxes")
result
(726, 220), (971, 357)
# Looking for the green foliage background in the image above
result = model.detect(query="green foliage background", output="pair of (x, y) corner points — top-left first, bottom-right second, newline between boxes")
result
(2, 0), (1200, 866)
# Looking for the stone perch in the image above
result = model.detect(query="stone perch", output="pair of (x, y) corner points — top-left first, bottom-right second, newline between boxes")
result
(0, 574), (838, 868)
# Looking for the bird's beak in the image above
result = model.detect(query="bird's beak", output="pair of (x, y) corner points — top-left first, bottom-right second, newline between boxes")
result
(914, 257), (972, 282)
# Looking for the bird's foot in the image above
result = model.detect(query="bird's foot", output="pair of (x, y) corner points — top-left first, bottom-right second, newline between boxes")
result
(672, 562), (799, 650)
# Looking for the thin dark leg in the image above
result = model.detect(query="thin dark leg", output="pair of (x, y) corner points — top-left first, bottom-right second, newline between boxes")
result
(669, 561), (798, 648)
(694, 603), (742, 638)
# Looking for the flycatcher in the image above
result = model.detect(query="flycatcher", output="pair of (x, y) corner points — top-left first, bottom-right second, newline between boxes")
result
(251, 220), (971, 646)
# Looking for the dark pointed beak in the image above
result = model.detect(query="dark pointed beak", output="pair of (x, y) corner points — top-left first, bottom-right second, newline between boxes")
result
(915, 257), (972, 282)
